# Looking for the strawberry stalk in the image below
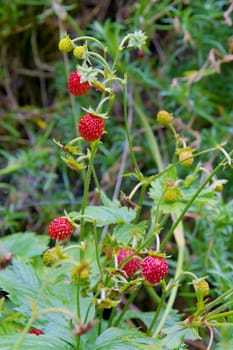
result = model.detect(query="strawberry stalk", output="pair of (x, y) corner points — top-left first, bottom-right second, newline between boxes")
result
(80, 140), (99, 258)
(147, 281), (167, 335)
(72, 36), (106, 52)
(93, 220), (103, 281)
(133, 182), (147, 223)
(152, 222), (185, 338)
(113, 285), (141, 327)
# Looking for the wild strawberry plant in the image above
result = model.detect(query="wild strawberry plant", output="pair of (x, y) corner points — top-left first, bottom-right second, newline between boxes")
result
(0, 28), (232, 350)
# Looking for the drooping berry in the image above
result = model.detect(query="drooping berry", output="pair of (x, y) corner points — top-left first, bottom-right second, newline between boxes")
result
(78, 113), (105, 142)
(58, 35), (74, 52)
(73, 46), (86, 59)
(48, 217), (74, 241)
(68, 70), (91, 96)
(28, 328), (44, 336)
(157, 110), (173, 125)
(42, 246), (64, 266)
(214, 183), (223, 192)
(178, 148), (194, 167)
(137, 50), (145, 58)
(117, 249), (141, 277)
(195, 279), (210, 297)
(142, 255), (168, 285)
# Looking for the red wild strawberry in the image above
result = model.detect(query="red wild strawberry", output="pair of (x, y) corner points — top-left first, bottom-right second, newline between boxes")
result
(48, 217), (73, 241)
(28, 328), (44, 336)
(78, 113), (105, 142)
(117, 249), (141, 277)
(142, 256), (168, 285)
(137, 50), (145, 58)
(68, 70), (91, 96)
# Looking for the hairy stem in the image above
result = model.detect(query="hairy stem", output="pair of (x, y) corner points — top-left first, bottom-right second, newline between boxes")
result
(80, 141), (99, 253)
(113, 286), (141, 327)
(153, 222), (185, 338)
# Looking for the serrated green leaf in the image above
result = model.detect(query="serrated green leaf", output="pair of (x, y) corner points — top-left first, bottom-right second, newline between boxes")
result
(149, 166), (218, 213)
(86, 205), (136, 226)
(0, 260), (94, 342)
(0, 334), (73, 350)
(216, 339), (233, 350)
(93, 327), (162, 350)
(149, 167), (177, 201)
(161, 324), (199, 348)
(99, 189), (116, 207)
(0, 232), (49, 259)
(149, 167), (184, 213)
(0, 261), (40, 305)
(69, 190), (136, 226)
(121, 308), (181, 331)
(113, 222), (147, 245)
(70, 205), (136, 227)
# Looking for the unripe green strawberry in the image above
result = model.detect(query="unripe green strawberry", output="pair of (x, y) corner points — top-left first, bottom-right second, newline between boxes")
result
(137, 50), (145, 58)
(157, 110), (172, 125)
(195, 279), (209, 297)
(117, 248), (141, 277)
(164, 186), (182, 202)
(215, 183), (223, 192)
(58, 35), (74, 52)
(73, 46), (85, 59)
(142, 255), (168, 285)
(43, 246), (64, 266)
(48, 217), (74, 240)
(78, 113), (105, 142)
(178, 148), (194, 167)
(68, 70), (91, 96)
(71, 261), (90, 281)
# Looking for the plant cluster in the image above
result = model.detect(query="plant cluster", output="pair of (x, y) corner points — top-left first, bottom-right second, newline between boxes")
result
(0, 23), (233, 349)
(0, 1), (233, 349)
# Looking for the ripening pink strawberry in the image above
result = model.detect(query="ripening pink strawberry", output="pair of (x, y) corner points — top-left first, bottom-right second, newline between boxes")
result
(117, 249), (141, 277)
(142, 256), (168, 285)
